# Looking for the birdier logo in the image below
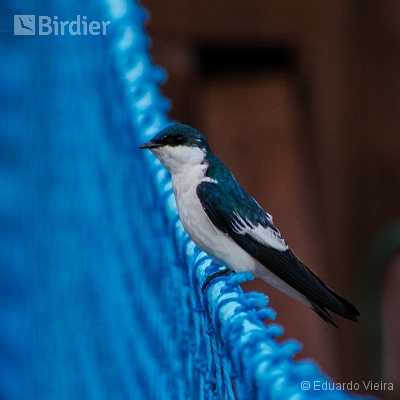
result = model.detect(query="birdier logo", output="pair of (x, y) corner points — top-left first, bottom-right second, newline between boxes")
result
(13, 15), (110, 35)
(14, 15), (35, 35)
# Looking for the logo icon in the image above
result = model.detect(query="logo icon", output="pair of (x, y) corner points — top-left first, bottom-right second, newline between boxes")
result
(14, 15), (35, 35)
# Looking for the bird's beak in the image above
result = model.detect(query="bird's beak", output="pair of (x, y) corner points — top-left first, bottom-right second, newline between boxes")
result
(139, 141), (163, 149)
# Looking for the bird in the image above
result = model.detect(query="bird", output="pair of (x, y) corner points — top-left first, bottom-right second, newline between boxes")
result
(139, 123), (360, 327)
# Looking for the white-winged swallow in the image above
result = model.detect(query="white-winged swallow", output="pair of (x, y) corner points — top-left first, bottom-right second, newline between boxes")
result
(140, 123), (360, 327)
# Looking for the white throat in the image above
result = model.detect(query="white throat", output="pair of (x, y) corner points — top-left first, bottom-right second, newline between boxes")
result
(151, 145), (207, 175)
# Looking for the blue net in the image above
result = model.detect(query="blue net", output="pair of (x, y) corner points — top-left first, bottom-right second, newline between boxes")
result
(0, 0), (371, 399)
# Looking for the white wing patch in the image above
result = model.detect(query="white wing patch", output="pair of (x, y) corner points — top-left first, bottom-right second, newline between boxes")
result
(231, 212), (288, 252)
(202, 177), (218, 184)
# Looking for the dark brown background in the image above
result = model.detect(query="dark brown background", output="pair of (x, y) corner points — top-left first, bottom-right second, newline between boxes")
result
(140, 1), (400, 397)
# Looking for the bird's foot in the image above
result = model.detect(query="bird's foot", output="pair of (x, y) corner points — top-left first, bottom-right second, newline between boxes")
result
(201, 268), (231, 293)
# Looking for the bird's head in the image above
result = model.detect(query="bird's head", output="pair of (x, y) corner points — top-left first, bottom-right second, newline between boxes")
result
(139, 123), (210, 174)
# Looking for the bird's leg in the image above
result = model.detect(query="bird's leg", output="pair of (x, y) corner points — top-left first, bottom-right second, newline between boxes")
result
(201, 268), (231, 293)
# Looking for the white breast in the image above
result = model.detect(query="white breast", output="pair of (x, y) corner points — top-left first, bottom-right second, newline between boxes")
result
(171, 165), (260, 274)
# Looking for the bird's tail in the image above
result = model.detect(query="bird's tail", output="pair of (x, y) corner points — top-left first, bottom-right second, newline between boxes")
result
(310, 302), (339, 328)
(304, 262), (360, 326)
(322, 285), (360, 321)
(310, 293), (360, 328)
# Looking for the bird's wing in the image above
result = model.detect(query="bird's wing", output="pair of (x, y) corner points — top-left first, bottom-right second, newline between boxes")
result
(197, 179), (288, 252)
(196, 180), (358, 320)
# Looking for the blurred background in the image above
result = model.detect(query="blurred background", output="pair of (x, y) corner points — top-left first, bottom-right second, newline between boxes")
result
(141, 0), (400, 397)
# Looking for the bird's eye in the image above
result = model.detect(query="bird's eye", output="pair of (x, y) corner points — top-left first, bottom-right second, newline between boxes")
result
(168, 134), (186, 146)
(174, 134), (185, 144)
